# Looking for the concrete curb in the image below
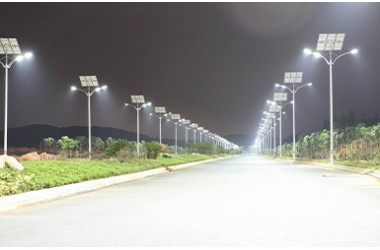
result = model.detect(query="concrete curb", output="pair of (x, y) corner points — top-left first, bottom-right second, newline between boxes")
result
(277, 158), (380, 180)
(0, 156), (231, 212)
(168, 156), (230, 171)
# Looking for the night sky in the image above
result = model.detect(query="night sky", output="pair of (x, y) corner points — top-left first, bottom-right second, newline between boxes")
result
(0, 3), (379, 144)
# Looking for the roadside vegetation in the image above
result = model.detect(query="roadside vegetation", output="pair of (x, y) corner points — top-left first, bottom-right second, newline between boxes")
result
(264, 112), (380, 169)
(0, 137), (240, 196)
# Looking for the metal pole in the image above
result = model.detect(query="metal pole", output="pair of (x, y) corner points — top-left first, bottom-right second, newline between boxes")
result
(137, 106), (140, 155)
(175, 123), (178, 154)
(194, 130), (196, 143)
(292, 85), (296, 161)
(279, 106), (282, 157)
(185, 128), (188, 144)
(269, 129), (272, 156)
(159, 116), (162, 144)
(200, 132), (202, 142)
(329, 51), (334, 165)
(88, 90), (91, 159)
(273, 118), (276, 156)
(3, 54), (8, 155)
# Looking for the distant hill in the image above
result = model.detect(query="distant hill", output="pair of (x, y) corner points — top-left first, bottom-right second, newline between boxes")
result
(0, 124), (252, 149)
(0, 124), (154, 148)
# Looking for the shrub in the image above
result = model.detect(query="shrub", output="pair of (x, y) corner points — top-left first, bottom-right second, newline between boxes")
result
(143, 141), (167, 159)
(0, 170), (35, 196)
(104, 139), (127, 157)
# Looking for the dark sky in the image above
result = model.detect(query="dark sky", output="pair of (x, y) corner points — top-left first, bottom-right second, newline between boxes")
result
(0, 2), (379, 144)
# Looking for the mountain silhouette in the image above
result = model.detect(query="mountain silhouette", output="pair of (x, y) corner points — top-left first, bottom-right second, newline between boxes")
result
(0, 124), (250, 149)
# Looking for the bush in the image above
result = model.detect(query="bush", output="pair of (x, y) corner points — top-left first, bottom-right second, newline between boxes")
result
(167, 146), (187, 154)
(116, 150), (138, 162)
(187, 142), (218, 154)
(0, 170), (35, 196)
(104, 139), (127, 157)
(143, 141), (167, 159)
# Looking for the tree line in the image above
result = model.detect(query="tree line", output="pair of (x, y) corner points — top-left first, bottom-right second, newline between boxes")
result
(278, 123), (380, 163)
(41, 136), (240, 159)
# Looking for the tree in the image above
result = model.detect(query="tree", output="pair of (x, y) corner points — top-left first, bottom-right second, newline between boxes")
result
(42, 137), (55, 153)
(91, 136), (105, 152)
(105, 137), (116, 148)
(57, 136), (79, 158)
(104, 139), (126, 157)
(143, 141), (167, 159)
(75, 136), (87, 154)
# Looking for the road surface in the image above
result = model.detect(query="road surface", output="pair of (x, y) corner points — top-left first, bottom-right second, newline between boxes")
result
(1, 156), (380, 247)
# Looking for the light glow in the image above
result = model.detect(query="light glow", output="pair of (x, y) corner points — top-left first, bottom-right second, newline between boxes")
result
(303, 48), (312, 55)
(24, 52), (33, 59)
(15, 55), (24, 62)
(351, 48), (359, 54)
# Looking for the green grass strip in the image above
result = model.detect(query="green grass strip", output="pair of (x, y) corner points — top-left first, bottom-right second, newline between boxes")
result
(0, 154), (218, 197)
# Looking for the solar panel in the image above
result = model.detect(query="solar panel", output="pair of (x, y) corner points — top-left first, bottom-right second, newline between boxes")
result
(131, 95), (145, 104)
(269, 105), (281, 113)
(0, 38), (22, 55)
(203, 130), (209, 133)
(316, 33), (345, 51)
(274, 92), (287, 101)
(79, 75), (99, 87)
(198, 127), (204, 131)
(284, 72), (302, 83)
(171, 114), (181, 120)
(190, 123), (198, 128)
(155, 106), (166, 113)
(182, 119), (191, 125)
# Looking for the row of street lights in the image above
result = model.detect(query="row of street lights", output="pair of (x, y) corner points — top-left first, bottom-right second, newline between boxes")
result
(254, 33), (358, 165)
(0, 37), (238, 158)
(71, 86), (238, 158)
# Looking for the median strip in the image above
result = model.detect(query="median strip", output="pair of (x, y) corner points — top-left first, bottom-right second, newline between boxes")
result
(0, 156), (231, 212)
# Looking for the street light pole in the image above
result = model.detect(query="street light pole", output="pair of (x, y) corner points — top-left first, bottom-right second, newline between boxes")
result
(71, 76), (107, 159)
(150, 107), (167, 144)
(167, 114), (181, 154)
(276, 77), (312, 161)
(0, 38), (33, 155)
(125, 95), (151, 156)
(268, 100), (293, 157)
(189, 123), (198, 144)
(304, 33), (358, 165)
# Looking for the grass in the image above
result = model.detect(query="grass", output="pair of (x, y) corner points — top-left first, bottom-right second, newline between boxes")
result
(0, 154), (221, 197)
(327, 160), (380, 169)
(275, 156), (380, 170)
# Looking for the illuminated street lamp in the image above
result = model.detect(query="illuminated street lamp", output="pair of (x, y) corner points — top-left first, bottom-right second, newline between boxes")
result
(125, 95), (151, 155)
(203, 129), (209, 142)
(304, 33), (358, 165)
(189, 123), (198, 143)
(263, 112), (276, 156)
(0, 38), (33, 155)
(149, 106), (167, 144)
(167, 114), (182, 154)
(267, 98), (293, 157)
(180, 119), (191, 144)
(275, 72), (312, 160)
(197, 127), (204, 142)
(71, 75), (107, 159)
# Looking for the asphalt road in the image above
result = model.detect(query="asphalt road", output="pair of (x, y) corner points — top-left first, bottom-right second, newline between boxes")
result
(1, 156), (380, 247)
